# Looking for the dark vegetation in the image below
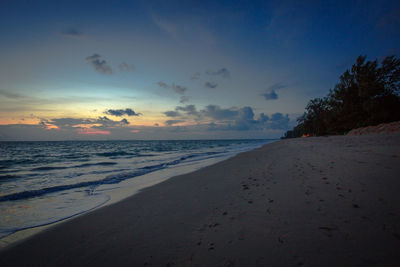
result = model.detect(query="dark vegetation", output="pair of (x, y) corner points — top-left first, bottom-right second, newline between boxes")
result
(283, 55), (400, 138)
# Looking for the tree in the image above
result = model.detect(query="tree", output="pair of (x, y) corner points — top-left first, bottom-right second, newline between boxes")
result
(283, 55), (400, 138)
(298, 97), (330, 135)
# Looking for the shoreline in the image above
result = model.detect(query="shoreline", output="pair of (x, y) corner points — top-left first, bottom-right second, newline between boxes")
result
(1, 134), (400, 266)
(0, 141), (272, 250)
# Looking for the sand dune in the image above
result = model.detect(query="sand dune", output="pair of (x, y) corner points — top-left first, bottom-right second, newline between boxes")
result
(1, 134), (400, 266)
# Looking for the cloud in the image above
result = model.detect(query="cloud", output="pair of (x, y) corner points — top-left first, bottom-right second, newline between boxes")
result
(104, 108), (141, 117)
(205, 81), (218, 89)
(164, 111), (181, 117)
(47, 118), (90, 127)
(120, 118), (129, 125)
(258, 113), (269, 123)
(0, 90), (23, 99)
(157, 81), (188, 95)
(200, 105), (264, 131)
(82, 116), (130, 127)
(175, 105), (199, 116)
(206, 68), (230, 78)
(172, 84), (187, 94)
(262, 89), (278, 100)
(268, 113), (290, 130)
(180, 96), (190, 103)
(86, 54), (113, 75)
(118, 62), (136, 72)
(202, 105), (238, 120)
(157, 81), (169, 89)
(44, 116), (130, 129)
(0, 111), (290, 141)
(61, 28), (83, 37)
(263, 83), (286, 100)
(164, 104), (291, 132)
(165, 120), (184, 126)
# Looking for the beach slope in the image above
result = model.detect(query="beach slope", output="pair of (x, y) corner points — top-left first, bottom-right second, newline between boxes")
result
(1, 135), (400, 266)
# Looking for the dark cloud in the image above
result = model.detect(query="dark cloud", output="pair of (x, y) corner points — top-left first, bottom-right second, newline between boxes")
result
(120, 118), (129, 125)
(190, 72), (201, 80)
(165, 120), (184, 126)
(268, 113), (290, 130)
(172, 84), (187, 94)
(0, 90), (23, 99)
(157, 81), (187, 94)
(49, 118), (90, 127)
(46, 116), (130, 129)
(205, 81), (218, 89)
(61, 28), (83, 37)
(180, 96), (190, 104)
(164, 111), (181, 117)
(206, 68), (230, 78)
(202, 105), (237, 120)
(166, 104), (291, 132)
(86, 54), (113, 75)
(104, 108), (141, 117)
(263, 83), (285, 100)
(262, 89), (278, 100)
(94, 116), (130, 127)
(118, 62), (136, 72)
(175, 105), (199, 116)
(258, 113), (269, 123)
(157, 81), (169, 88)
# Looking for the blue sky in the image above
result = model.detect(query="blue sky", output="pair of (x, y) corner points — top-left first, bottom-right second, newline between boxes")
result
(0, 0), (399, 140)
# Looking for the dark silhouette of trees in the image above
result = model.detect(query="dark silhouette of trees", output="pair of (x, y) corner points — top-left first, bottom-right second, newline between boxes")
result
(283, 55), (400, 138)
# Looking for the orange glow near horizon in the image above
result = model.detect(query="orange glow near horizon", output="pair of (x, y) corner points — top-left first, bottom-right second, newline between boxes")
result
(77, 128), (111, 135)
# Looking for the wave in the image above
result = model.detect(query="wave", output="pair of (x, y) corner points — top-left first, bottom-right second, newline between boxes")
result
(31, 166), (69, 171)
(75, 162), (118, 168)
(0, 174), (20, 181)
(96, 151), (136, 157)
(0, 150), (224, 202)
(31, 162), (117, 171)
(0, 193), (111, 239)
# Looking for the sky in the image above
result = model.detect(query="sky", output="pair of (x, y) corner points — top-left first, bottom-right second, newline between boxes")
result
(0, 0), (399, 140)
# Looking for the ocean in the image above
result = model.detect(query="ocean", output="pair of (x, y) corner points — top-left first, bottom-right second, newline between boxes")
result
(0, 139), (274, 238)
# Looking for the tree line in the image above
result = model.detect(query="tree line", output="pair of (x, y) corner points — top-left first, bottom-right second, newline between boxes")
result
(283, 55), (400, 138)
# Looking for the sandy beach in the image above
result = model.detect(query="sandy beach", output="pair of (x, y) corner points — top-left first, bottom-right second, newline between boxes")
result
(1, 134), (400, 266)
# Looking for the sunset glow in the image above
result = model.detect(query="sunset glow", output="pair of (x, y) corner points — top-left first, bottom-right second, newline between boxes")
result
(1, 0), (399, 140)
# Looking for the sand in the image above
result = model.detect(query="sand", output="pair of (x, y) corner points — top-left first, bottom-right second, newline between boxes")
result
(1, 134), (400, 266)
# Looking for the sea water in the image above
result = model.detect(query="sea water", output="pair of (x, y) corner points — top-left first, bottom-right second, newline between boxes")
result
(0, 139), (274, 238)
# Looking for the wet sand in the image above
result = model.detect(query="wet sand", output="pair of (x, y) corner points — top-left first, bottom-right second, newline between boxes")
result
(1, 134), (400, 266)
